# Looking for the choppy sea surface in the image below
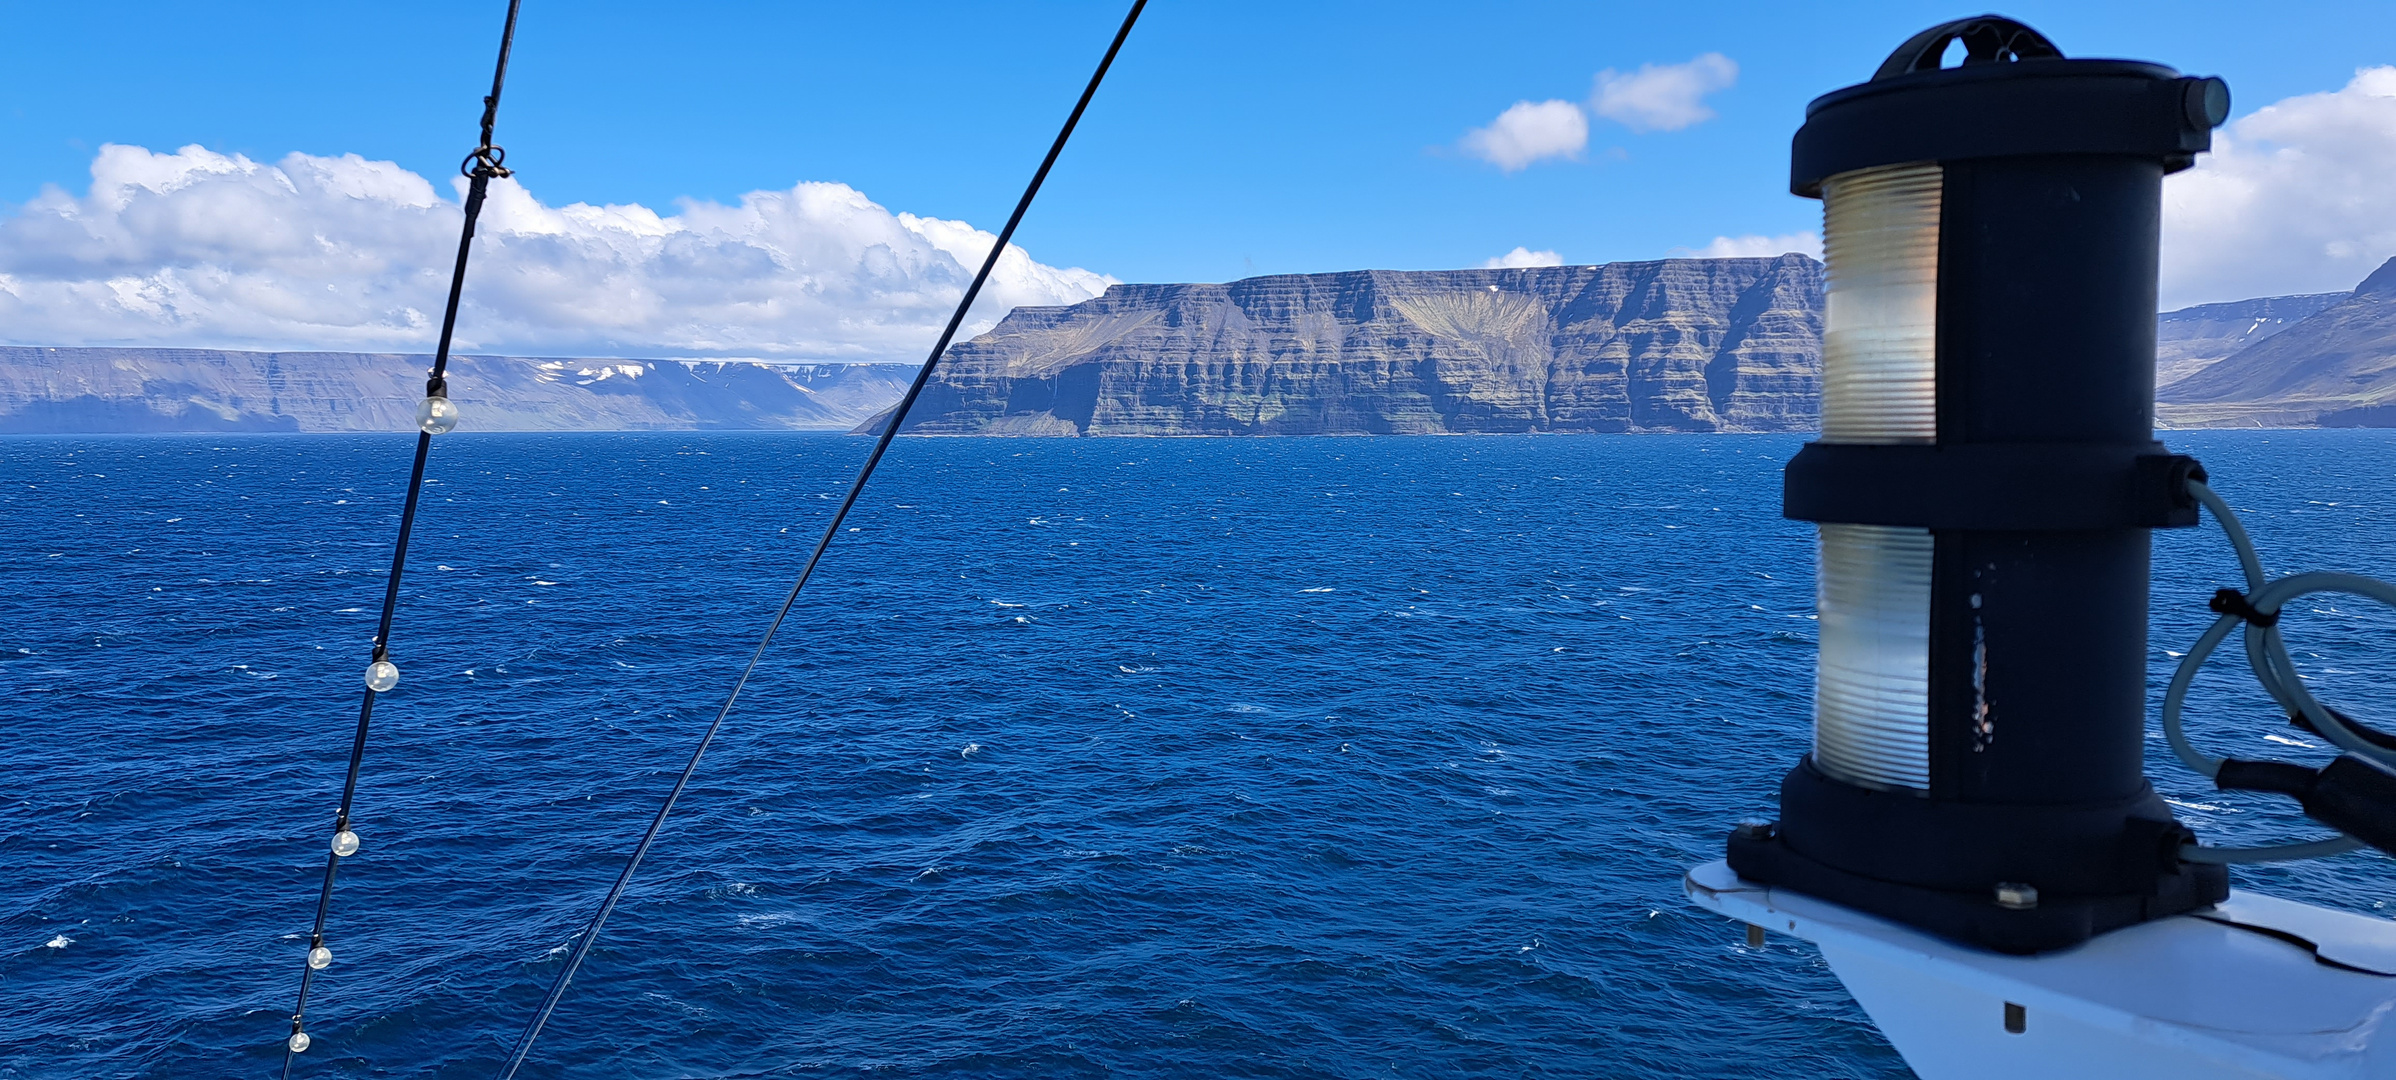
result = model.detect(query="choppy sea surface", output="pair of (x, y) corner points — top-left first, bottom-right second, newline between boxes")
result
(6, 431), (2396, 1079)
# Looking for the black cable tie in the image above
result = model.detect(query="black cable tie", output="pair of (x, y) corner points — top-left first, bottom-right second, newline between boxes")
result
(2210, 587), (2279, 627)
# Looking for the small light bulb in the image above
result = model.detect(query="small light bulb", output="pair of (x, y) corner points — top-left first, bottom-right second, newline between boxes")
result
(332, 829), (360, 857)
(308, 945), (332, 970)
(418, 396), (460, 435)
(288, 1031), (312, 1054)
(364, 660), (399, 693)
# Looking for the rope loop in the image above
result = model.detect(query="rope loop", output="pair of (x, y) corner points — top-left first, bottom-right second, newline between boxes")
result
(461, 143), (511, 180)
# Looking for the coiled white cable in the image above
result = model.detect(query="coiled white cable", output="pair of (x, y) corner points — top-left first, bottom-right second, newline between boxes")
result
(2160, 481), (2386, 863)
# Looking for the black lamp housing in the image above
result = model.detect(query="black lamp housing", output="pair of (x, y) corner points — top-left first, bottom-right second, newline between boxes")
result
(1725, 16), (2234, 954)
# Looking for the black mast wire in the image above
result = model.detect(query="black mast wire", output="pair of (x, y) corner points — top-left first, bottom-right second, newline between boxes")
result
(490, 2), (1147, 1074)
(278, 1), (524, 1074)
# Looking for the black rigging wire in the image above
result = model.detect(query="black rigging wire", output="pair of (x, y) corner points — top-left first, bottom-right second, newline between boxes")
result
(278, 0), (524, 1073)
(489, 2), (1147, 1074)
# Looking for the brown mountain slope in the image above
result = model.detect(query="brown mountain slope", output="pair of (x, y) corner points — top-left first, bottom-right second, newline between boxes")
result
(2155, 292), (2348, 389)
(2161, 257), (2396, 427)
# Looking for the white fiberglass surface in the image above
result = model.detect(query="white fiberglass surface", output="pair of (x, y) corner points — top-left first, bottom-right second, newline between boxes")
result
(1815, 522), (1933, 790)
(1820, 163), (1941, 444)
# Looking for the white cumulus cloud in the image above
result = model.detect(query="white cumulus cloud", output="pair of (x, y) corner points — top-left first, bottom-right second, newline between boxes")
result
(1460, 100), (1589, 172)
(2161, 66), (2396, 308)
(1673, 232), (1822, 260)
(1591, 53), (1738, 133)
(0, 144), (1114, 358)
(1481, 247), (1564, 268)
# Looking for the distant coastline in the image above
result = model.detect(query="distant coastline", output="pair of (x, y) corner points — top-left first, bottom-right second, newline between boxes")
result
(7, 256), (2393, 436)
(0, 348), (912, 435)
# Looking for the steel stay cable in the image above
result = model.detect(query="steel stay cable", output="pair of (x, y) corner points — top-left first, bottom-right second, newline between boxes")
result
(489, 3), (1147, 1075)
(278, 0), (524, 1073)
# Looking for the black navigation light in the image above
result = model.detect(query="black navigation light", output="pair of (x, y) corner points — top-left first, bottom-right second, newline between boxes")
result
(1725, 16), (2234, 953)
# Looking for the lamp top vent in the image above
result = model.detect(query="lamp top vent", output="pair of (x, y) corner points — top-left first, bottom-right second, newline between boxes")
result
(1790, 15), (2228, 197)
(1873, 15), (2063, 82)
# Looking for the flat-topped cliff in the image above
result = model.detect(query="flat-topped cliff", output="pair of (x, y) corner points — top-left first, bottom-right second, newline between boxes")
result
(15, 254), (2396, 435)
(0, 348), (913, 433)
(863, 256), (1826, 435)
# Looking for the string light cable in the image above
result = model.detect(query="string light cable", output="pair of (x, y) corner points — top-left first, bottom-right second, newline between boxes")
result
(488, 3), (1148, 1077)
(276, 0), (523, 1071)
(2162, 478), (2396, 864)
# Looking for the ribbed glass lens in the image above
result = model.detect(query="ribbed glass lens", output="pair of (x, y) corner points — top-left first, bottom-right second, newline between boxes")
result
(1814, 523), (1934, 790)
(1820, 163), (1941, 444)
(1810, 161), (1941, 791)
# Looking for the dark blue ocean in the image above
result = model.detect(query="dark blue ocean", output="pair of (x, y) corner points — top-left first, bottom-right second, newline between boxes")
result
(6, 431), (2396, 1079)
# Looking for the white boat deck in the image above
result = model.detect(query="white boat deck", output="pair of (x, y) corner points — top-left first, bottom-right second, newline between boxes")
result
(1685, 859), (2396, 1080)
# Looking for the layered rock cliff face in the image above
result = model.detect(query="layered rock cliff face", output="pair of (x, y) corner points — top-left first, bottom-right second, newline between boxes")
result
(21, 253), (2396, 435)
(2161, 257), (2396, 428)
(0, 348), (913, 433)
(868, 256), (1826, 435)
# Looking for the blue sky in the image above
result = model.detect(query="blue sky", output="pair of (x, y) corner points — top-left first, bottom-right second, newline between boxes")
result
(1, 1), (2391, 357)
